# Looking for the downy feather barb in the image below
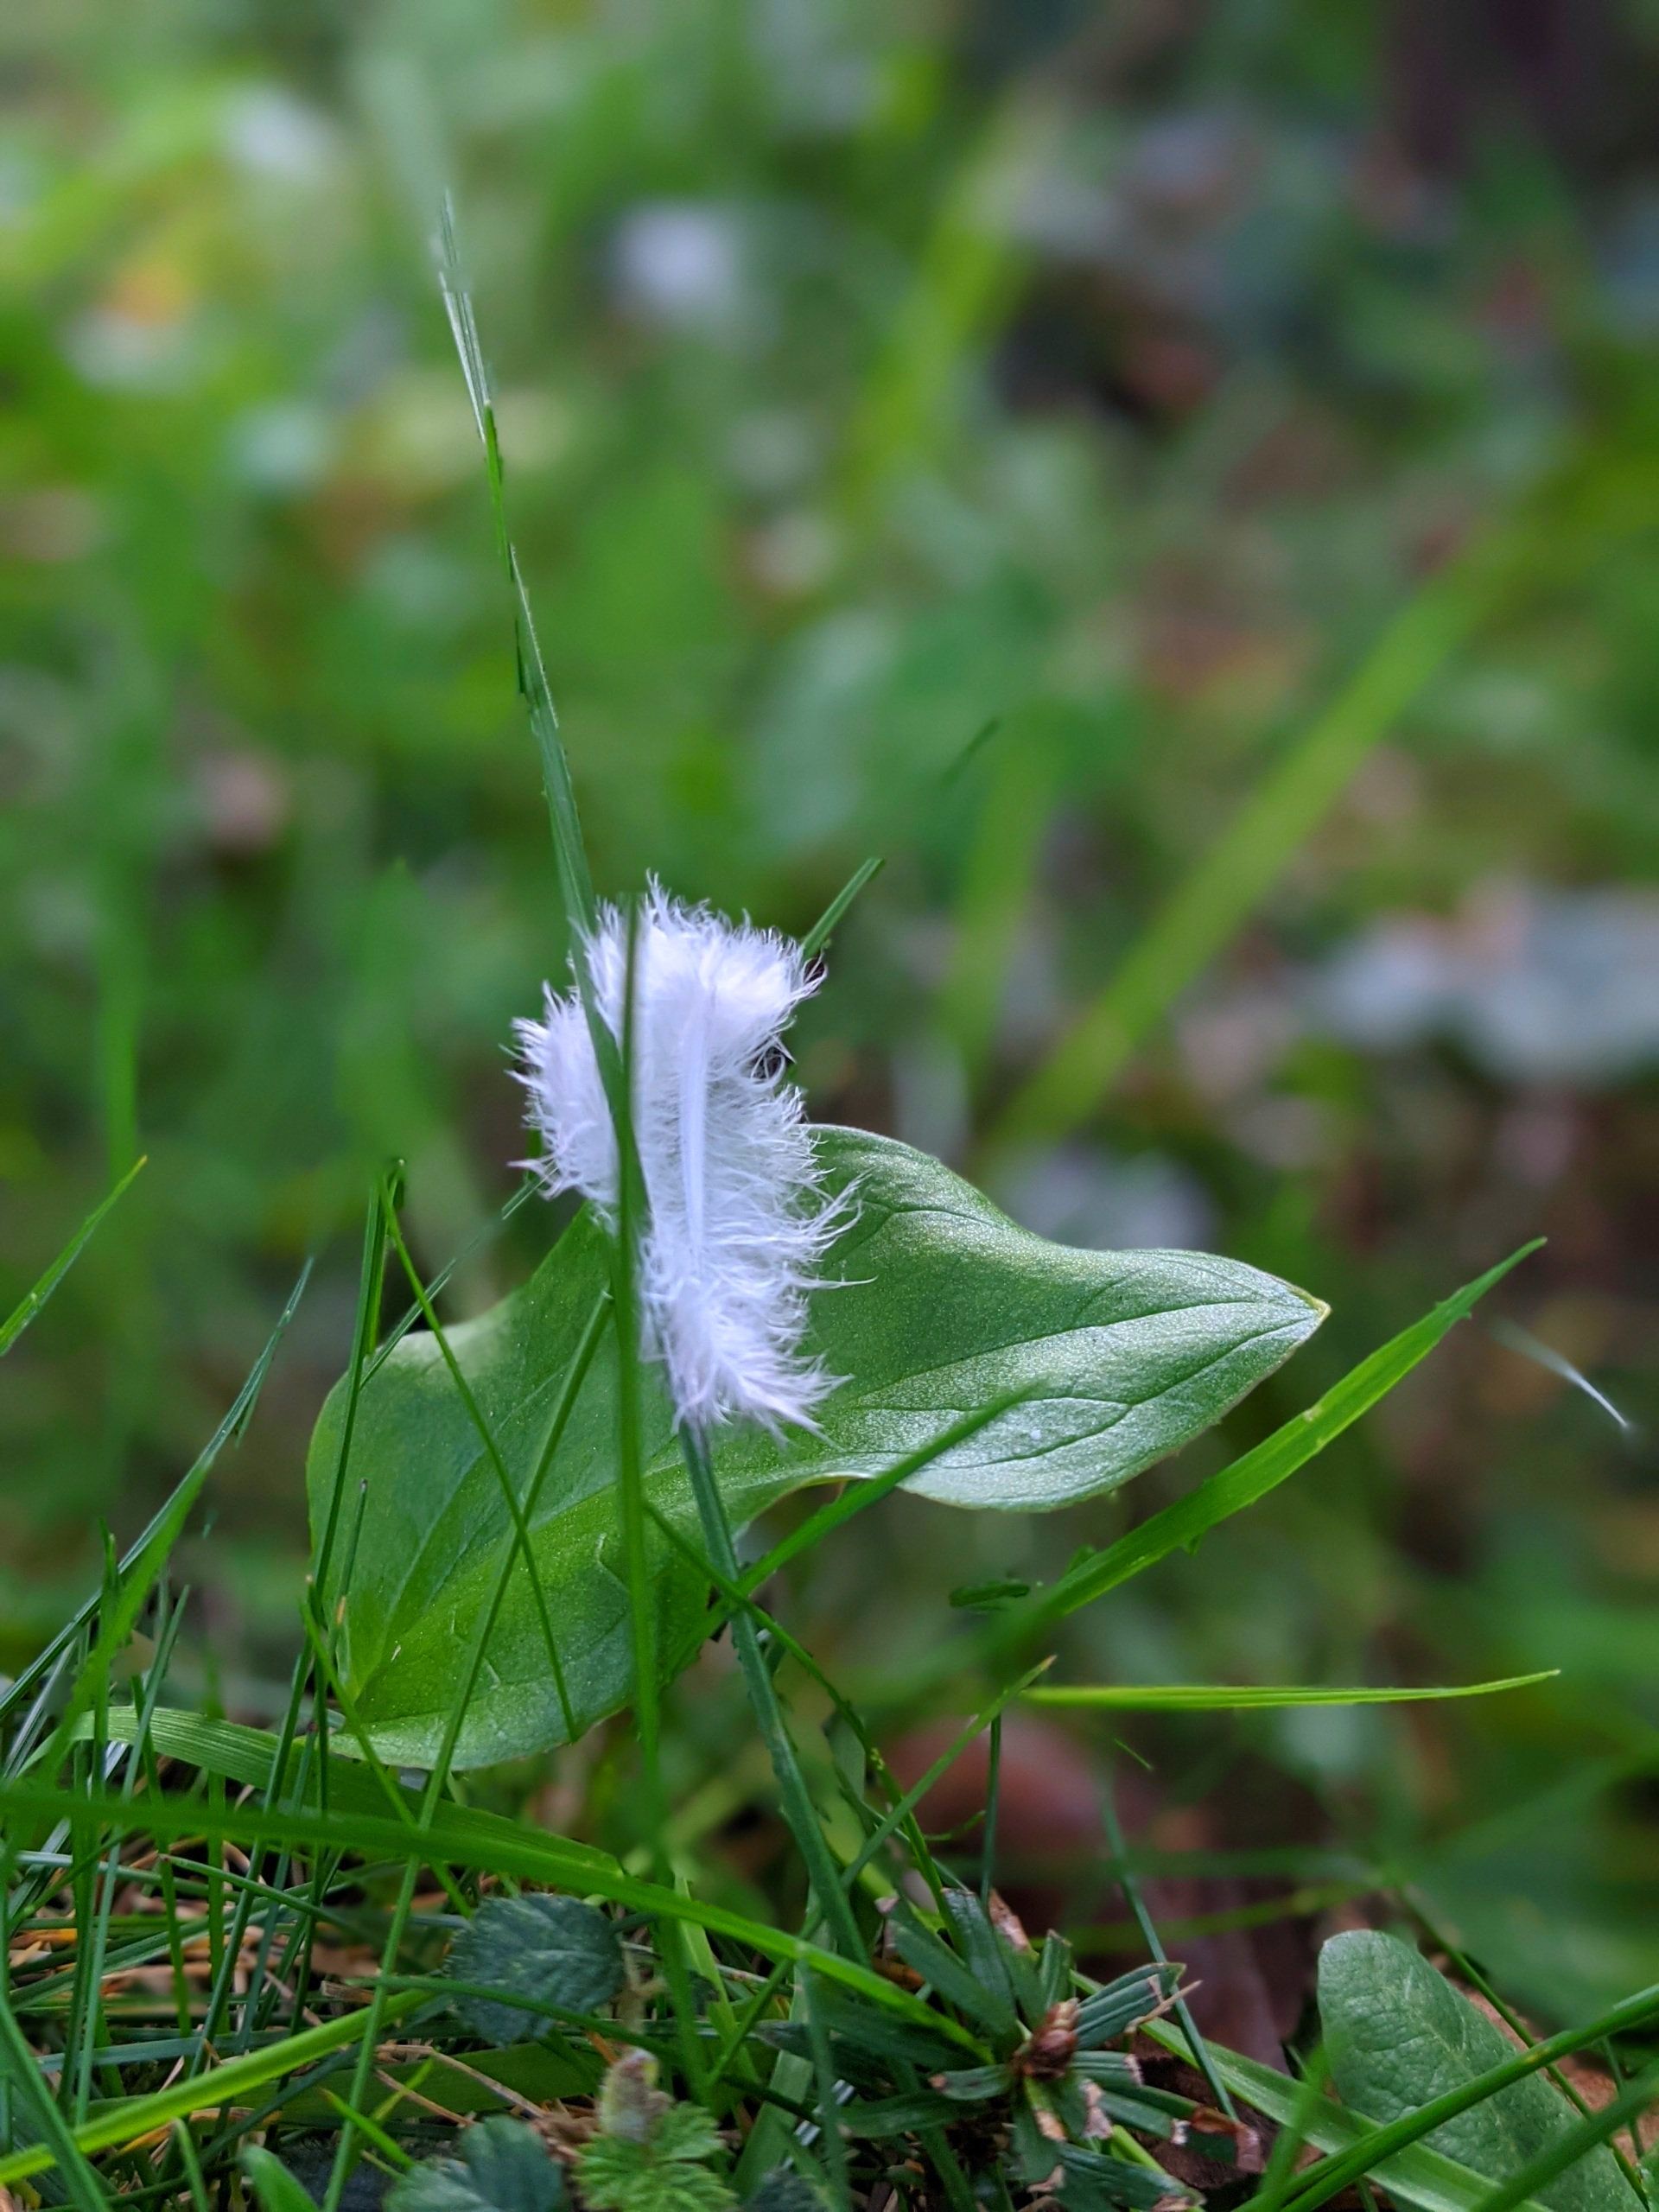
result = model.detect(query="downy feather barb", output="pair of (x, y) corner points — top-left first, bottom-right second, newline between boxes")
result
(516, 885), (844, 1433)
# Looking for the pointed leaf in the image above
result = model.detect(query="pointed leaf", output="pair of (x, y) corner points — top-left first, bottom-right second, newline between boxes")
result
(310, 1128), (1322, 1765)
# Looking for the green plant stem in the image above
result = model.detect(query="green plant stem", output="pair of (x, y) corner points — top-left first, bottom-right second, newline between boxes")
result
(1100, 1770), (1235, 2120)
(677, 1428), (863, 1961)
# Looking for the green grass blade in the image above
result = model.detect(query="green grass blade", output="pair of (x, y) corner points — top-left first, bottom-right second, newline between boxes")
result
(677, 1426), (864, 1960)
(422, 1290), (610, 1802)
(1022, 1243), (1541, 1633)
(842, 1660), (1052, 1893)
(1025, 1675), (1559, 1710)
(0, 1779), (987, 2061)
(800, 857), (883, 961)
(988, 540), (1507, 1152)
(0, 1155), (145, 1360)
(365, 1176), (539, 1386)
(0, 1995), (116, 2207)
(1463, 2063), (1659, 2212)
(0, 1988), (426, 2190)
(22, 1261), (312, 1793)
(1099, 1771), (1234, 2120)
(379, 1184), (577, 1743)
(435, 197), (594, 940)
(728, 1387), (1033, 1618)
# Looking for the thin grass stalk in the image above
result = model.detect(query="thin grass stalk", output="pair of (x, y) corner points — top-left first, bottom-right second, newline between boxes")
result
(802, 1974), (851, 2212)
(1100, 1768), (1236, 2120)
(1464, 2063), (1659, 2212)
(645, 1498), (919, 1877)
(73, 1592), (188, 2117)
(420, 1291), (610, 1795)
(0, 1991), (116, 2209)
(676, 1428), (862, 1960)
(380, 1184), (578, 1742)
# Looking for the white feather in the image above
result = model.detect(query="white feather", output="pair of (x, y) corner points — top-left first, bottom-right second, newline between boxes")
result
(515, 884), (843, 1433)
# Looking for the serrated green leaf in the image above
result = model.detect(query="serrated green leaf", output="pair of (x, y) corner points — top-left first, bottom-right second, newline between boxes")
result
(447, 1894), (625, 2044)
(311, 1128), (1321, 1766)
(387, 2117), (565, 2212)
(579, 2104), (737, 2212)
(1319, 1934), (1639, 2212)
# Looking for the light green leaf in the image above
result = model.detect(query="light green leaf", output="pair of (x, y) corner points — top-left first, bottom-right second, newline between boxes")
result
(387, 2117), (565, 2212)
(1318, 1934), (1639, 2212)
(447, 1894), (625, 2044)
(309, 1127), (1322, 1766)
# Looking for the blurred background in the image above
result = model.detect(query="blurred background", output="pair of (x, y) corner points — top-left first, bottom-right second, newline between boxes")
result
(3, 0), (1657, 2030)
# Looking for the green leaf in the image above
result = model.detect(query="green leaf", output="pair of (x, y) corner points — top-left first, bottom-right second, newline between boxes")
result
(311, 1128), (1321, 1766)
(447, 1894), (625, 2044)
(387, 2117), (566, 2212)
(1318, 1934), (1639, 2212)
(931, 2064), (1014, 2102)
(240, 2147), (322, 2211)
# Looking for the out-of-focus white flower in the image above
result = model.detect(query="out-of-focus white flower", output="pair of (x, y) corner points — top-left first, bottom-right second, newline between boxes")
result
(517, 885), (842, 1433)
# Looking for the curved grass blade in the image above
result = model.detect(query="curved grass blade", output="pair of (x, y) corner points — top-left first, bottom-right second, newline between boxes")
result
(0, 1776), (987, 2087)
(1025, 1675), (1558, 1711)
(0, 1987), (426, 2190)
(435, 197), (593, 941)
(1020, 1242), (1541, 1634)
(0, 1155), (145, 1360)
(18, 1261), (312, 1793)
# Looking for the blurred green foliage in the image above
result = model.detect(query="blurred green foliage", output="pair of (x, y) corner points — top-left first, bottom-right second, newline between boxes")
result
(3, 0), (1657, 2019)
